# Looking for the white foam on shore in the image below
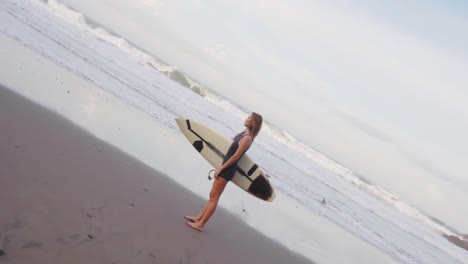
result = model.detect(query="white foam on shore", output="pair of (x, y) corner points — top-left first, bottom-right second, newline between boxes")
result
(45, 0), (174, 73)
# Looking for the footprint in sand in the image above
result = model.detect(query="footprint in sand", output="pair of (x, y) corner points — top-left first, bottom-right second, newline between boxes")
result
(2, 235), (11, 249)
(81, 205), (106, 242)
(111, 250), (160, 264)
(22, 240), (42, 249)
(8, 215), (25, 231)
(84, 205), (106, 218)
(2, 216), (26, 250)
(57, 233), (82, 246)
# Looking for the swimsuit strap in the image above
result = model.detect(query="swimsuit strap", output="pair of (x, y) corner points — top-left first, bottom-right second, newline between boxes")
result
(243, 133), (254, 141)
(236, 132), (254, 141)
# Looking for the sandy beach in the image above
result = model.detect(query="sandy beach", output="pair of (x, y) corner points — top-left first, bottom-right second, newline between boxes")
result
(0, 85), (314, 264)
(3, 0), (468, 263)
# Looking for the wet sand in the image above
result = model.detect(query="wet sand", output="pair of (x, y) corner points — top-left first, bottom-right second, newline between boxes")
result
(0, 85), (314, 264)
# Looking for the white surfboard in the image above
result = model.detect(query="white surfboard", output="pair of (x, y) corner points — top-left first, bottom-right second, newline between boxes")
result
(175, 118), (276, 202)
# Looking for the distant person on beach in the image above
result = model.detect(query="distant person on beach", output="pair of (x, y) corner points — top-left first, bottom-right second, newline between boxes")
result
(185, 112), (263, 232)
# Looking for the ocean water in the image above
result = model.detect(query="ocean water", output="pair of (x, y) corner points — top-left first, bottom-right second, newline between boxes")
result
(1, 1), (468, 263)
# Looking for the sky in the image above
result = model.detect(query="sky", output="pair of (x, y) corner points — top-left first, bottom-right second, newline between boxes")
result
(60, 0), (468, 232)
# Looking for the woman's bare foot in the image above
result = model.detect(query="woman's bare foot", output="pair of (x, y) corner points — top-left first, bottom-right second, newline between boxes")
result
(186, 222), (203, 232)
(184, 216), (198, 222)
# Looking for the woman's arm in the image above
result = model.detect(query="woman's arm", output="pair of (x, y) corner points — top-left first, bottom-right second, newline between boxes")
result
(215, 136), (252, 178)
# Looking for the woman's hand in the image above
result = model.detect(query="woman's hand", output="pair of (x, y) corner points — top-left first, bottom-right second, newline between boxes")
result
(214, 168), (222, 179)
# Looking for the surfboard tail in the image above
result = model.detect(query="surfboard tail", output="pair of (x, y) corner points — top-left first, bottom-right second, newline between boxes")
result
(248, 175), (276, 202)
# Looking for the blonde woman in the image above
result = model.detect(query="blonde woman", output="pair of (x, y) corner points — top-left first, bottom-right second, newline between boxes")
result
(185, 113), (263, 232)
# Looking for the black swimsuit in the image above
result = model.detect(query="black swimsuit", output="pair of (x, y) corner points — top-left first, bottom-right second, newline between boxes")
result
(219, 132), (251, 182)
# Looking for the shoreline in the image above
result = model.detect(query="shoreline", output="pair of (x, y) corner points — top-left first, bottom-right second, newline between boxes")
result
(0, 32), (399, 263)
(0, 85), (314, 263)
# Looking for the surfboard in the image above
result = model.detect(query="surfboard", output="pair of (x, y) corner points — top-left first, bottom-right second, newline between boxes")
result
(175, 118), (276, 202)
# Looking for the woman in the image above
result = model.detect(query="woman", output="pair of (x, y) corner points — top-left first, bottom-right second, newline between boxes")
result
(185, 112), (263, 232)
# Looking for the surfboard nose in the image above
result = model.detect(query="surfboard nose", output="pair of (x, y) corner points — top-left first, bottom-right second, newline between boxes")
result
(175, 118), (187, 129)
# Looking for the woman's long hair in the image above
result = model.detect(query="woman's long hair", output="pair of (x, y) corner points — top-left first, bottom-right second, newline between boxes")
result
(234, 112), (263, 140)
(250, 112), (263, 138)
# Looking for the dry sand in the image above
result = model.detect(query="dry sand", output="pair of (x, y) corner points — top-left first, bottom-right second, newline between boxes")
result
(0, 85), (314, 264)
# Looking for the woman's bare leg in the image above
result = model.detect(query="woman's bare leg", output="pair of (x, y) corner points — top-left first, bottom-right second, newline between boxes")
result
(186, 177), (228, 231)
(185, 181), (219, 222)
(185, 205), (208, 222)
